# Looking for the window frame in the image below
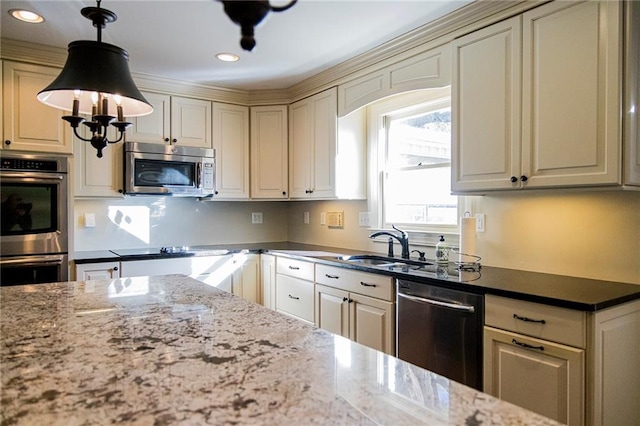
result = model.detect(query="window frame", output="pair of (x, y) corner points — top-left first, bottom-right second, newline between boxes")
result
(367, 88), (470, 244)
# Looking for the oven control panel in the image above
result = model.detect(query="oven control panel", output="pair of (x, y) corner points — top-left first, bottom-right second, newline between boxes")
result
(1, 158), (60, 172)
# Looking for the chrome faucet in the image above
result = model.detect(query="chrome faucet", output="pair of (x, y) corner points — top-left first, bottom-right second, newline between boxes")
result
(369, 225), (410, 259)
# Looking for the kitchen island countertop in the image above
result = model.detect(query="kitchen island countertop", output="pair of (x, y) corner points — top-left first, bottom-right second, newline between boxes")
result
(0, 275), (558, 425)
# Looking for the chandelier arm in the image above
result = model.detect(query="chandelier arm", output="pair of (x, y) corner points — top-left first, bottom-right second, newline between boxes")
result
(271, 0), (297, 12)
(107, 130), (125, 144)
(73, 127), (93, 143)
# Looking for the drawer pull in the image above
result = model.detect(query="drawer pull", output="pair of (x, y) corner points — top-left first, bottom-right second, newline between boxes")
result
(288, 294), (300, 300)
(360, 282), (376, 288)
(513, 313), (546, 324)
(342, 297), (348, 302)
(288, 266), (300, 270)
(512, 339), (544, 351)
(326, 274), (339, 279)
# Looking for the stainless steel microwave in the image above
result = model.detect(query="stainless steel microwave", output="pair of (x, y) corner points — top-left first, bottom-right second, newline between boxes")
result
(124, 142), (215, 197)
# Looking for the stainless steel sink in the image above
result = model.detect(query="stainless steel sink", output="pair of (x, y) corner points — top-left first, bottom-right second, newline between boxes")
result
(338, 255), (432, 270)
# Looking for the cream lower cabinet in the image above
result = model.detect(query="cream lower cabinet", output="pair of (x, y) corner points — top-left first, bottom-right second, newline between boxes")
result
(260, 254), (276, 310)
(75, 262), (121, 280)
(118, 254), (259, 301)
(484, 295), (640, 426)
(315, 264), (394, 355)
(452, 0), (621, 192)
(2, 61), (72, 154)
(274, 257), (315, 324)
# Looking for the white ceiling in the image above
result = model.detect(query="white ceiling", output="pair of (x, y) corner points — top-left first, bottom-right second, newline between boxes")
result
(1, 0), (472, 90)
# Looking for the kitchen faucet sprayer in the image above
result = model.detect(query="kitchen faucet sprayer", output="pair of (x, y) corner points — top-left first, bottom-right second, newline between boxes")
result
(369, 225), (410, 259)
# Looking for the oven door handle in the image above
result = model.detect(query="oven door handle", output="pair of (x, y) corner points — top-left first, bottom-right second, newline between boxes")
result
(0, 254), (65, 267)
(196, 162), (202, 188)
(398, 292), (475, 313)
(1, 171), (65, 181)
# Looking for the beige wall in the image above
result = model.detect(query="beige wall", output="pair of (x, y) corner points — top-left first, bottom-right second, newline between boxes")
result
(287, 191), (640, 285)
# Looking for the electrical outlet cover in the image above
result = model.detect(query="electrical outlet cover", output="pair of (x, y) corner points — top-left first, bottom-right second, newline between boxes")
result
(251, 212), (263, 224)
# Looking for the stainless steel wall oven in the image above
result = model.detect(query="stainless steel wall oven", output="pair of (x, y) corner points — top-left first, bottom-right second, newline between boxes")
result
(1, 152), (69, 286)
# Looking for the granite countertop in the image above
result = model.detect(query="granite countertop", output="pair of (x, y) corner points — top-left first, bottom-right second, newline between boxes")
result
(0, 276), (558, 426)
(74, 242), (640, 312)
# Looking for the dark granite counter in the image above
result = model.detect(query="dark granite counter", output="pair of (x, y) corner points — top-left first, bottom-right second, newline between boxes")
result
(73, 242), (640, 312)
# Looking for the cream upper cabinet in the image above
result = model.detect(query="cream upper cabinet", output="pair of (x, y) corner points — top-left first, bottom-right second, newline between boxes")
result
(127, 92), (212, 149)
(624, 0), (640, 186)
(2, 61), (72, 154)
(290, 88), (337, 199)
(289, 87), (366, 200)
(452, 0), (621, 192)
(250, 106), (288, 199)
(74, 125), (124, 198)
(212, 102), (249, 199)
(338, 44), (451, 117)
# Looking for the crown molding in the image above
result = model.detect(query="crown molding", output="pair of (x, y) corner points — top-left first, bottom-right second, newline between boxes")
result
(1, 1), (548, 106)
(286, 0), (547, 101)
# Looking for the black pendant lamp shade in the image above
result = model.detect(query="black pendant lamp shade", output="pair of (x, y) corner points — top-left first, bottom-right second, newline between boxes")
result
(37, 0), (152, 158)
(37, 41), (152, 117)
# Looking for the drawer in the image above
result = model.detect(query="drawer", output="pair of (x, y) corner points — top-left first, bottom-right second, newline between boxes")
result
(276, 257), (315, 281)
(316, 264), (394, 302)
(485, 295), (586, 348)
(275, 274), (315, 324)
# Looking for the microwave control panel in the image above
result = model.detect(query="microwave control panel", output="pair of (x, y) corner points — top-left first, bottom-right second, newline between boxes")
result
(202, 162), (215, 190)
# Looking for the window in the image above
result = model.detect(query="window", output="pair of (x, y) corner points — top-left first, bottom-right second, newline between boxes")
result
(369, 88), (461, 234)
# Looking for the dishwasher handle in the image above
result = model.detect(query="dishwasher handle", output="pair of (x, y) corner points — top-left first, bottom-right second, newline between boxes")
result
(398, 292), (475, 313)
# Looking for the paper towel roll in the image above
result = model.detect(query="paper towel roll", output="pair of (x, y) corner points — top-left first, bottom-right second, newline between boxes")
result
(459, 217), (477, 263)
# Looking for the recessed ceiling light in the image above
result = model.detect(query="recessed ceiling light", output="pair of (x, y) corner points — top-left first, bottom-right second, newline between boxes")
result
(9, 9), (45, 24)
(216, 53), (240, 62)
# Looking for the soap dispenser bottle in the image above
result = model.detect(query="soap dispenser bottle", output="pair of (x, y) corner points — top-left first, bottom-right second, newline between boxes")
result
(435, 235), (449, 264)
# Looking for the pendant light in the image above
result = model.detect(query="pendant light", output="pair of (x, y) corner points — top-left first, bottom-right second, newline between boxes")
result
(219, 0), (297, 52)
(37, 0), (152, 158)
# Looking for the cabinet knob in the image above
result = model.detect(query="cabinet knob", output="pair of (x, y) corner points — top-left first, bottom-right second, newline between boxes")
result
(214, 190), (219, 195)
(113, 266), (119, 271)
(282, 191), (286, 196)
(172, 138), (177, 144)
(510, 176), (518, 183)
(305, 190), (311, 194)
(118, 189), (124, 193)
(520, 175), (528, 182)
(4, 140), (10, 145)
(164, 138), (170, 142)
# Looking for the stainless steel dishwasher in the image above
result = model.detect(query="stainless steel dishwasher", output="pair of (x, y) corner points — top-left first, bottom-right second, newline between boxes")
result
(396, 279), (483, 390)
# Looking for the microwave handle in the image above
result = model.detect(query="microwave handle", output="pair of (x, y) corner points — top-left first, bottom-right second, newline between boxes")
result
(196, 162), (201, 188)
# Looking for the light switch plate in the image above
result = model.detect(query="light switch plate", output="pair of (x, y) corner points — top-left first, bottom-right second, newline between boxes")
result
(320, 212), (326, 225)
(475, 213), (485, 232)
(303, 211), (310, 224)
(358, 212), (371, 227)
(84, 213), (96, 228)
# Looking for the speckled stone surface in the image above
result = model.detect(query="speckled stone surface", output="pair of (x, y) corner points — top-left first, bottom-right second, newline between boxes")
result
(1, 276), (559, 425)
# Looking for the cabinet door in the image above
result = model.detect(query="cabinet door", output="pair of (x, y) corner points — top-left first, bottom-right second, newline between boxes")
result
(309, 87), (337, 199)
(289, 98), (313, 198)
(350, 293), (394, 355)
(250, 106), (289, 199)
(484, 326), (584, 426)
(275, 274), (314, 324)
(260, 254), (276, 310)
(74, 125), (124, 198)
(2, 62), (72, 153)
(170, 96), (212, 148)
(521, 0), (621, 187)
(127, 92), (171, 144)
(75, 262), (120, 280)
(316, 284), (349, 337)
(451, 17), (522, 192)
(212, 102), (249, 199)
(232, 254), (259, 303)
(625, 0), (640, 186)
